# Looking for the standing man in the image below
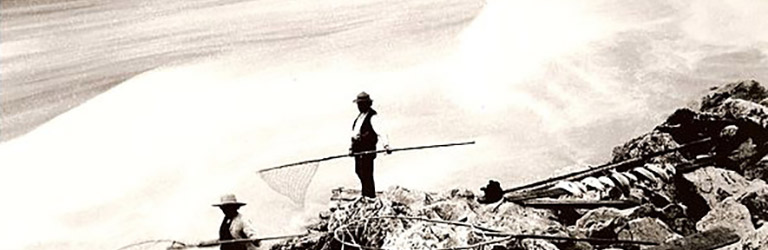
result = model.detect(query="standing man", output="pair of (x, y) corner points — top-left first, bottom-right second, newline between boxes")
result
(199, 194), (260, 250)
(350, 92), (390, 199)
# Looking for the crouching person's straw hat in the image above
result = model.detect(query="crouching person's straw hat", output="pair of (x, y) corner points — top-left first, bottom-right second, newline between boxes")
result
(212, 194), (247, 207)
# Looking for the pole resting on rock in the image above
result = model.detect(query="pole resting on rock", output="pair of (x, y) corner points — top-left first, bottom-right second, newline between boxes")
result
(479, 137), (712, 204)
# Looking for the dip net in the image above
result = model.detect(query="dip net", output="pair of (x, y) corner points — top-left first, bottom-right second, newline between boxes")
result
(257, 142), (475, 206)
(258, 161), (320, 205)
(116, 240), (186, 250)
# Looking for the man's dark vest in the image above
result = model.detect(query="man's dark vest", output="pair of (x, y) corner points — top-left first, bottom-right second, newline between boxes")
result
(219, 217), (247, 250)
(352, 109), (378, 152)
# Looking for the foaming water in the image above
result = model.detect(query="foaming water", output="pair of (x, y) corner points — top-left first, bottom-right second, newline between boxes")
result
(1, 0), (768, 249)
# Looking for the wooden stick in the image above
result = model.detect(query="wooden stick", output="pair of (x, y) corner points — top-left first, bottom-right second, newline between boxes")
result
(478, 232), (659, 246)
(372, 215), (503, 233)
(504, 188), (569, 202)
(520, 199), (640, 209)
(172, 233), (308, 249)
(258, 141), (475, 172)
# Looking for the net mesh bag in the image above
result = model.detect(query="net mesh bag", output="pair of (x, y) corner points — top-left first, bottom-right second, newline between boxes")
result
(117, 240), (186, 250)
(258, 162), (320, 205)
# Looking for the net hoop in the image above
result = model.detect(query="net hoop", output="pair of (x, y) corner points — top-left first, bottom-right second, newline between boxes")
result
(116, 239), (186, 250)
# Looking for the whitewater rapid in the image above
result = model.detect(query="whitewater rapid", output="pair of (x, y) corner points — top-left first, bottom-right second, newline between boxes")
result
(1, 0), (767, 249)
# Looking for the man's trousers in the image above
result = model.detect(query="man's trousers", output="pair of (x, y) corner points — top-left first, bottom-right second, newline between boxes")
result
(354, 155), (376, 198)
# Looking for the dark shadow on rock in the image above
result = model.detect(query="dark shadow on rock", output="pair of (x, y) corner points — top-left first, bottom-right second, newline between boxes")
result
(672, 175), (710, 222)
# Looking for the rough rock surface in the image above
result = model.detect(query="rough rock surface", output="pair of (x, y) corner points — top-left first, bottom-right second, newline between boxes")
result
(515, 239), (560, 250)
(706, 98), (768, 124)
(610, 132), (683, 164)
(475, 201), (563, 235)
(700, 80), (768, 112)
(617, 218), (681, 249)
(736, 181), (768, 228)
(741, 225), (768, 250)
(715, 225), (768, 250)
(682, 167), (752, 207)
(696, 198), (755, 238)
(572, 207), (633, 239)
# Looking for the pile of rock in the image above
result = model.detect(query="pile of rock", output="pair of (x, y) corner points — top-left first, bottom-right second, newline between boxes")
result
(275, 186), (567, 250)
(271, 80), (768, 250)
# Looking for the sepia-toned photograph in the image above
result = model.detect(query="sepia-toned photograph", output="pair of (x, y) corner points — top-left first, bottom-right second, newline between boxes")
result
(2, 0), (768, 249)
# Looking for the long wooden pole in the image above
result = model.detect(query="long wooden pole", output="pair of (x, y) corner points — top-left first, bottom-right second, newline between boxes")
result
(519, 199), (640, 209)
(258, 141), (475, 173)
(171, 233), (309, 249)
(479, 232), (659, 246)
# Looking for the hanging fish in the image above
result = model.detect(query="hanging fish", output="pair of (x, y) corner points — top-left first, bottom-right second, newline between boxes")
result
(598, 176), (616, 187)
(610, 171), (631, 189)
(622, 172), (639, 183)
(574, 181), (589, 194)
(553, 181), (583, 196)
(645, 164), (671, 182)
(581, 177), (606, 191)
(632, 167), (661, 184)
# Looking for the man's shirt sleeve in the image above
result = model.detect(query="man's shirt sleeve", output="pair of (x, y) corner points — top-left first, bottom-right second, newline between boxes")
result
(241, 218), (258, 238)
(370, 115), (389, 147)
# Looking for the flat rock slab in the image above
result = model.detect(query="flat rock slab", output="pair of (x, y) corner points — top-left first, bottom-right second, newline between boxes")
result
(696, 198), (755, 237)
(618, 218), (681, 249)
(646, 226), (740, 250)
(682, 167), (751, 207)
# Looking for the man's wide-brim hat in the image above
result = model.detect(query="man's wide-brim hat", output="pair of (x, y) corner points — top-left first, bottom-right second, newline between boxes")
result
(353, 91), (373, 103)
(212, 194), (247, 207)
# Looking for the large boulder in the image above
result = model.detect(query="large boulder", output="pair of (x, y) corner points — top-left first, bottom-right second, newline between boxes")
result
(610, 132), (684, 164)
(700, 80), (768, 112)
(572, 207), (635, 239)
(476, 202), (563, 235)
(736, 181), (768, 228)
(416, 199), (476, 222)
(617, 218), (681, 249)
(697, 198), (755, 238)
(682, 167), (752, 208)
(741, 225), (768, 250)
(706, 97), (768, 122)
(516, 239), (561, 250)
(379, 219), (475, 250)
(381, 186), (434, 210)
(715, 225), (768, 250)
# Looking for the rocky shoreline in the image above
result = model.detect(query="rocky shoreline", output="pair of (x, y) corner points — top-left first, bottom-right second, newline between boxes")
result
(272, 80), (768, 250)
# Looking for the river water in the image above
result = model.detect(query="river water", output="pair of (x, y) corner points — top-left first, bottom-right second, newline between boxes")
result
(1, 0), (767, 249)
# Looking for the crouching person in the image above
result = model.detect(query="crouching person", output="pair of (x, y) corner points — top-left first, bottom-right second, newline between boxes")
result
(198, 194), (260, 250)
